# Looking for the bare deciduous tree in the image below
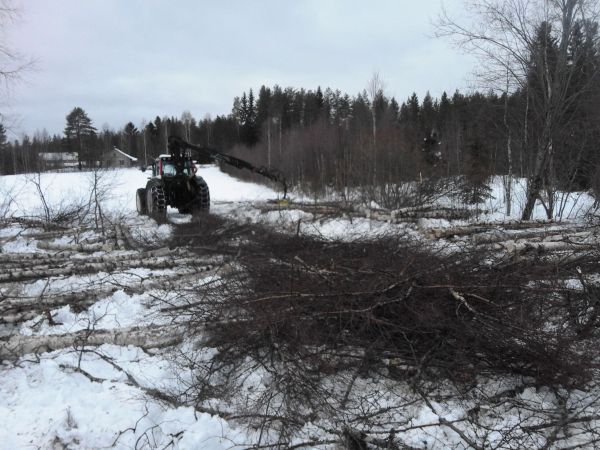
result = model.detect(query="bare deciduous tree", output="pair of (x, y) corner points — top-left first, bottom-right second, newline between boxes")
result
(0, 0), (33, 96)
(437, 0), (600, 220)
(180, 110), (194, 142)
(366, 71), (385, 149)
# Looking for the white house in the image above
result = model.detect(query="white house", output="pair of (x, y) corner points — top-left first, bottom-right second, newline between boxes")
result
(38, 152), (79, 171)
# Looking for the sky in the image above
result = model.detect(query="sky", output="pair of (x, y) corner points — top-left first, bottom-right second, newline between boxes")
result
(4, 0), (475, 138)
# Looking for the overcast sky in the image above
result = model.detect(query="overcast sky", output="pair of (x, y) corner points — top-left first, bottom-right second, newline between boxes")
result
(5, 0), (474, 138)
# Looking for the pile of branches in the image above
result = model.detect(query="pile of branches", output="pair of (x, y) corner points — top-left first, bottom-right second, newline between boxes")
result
(190, 231), (597, 385)
(170, 220), (600, 447)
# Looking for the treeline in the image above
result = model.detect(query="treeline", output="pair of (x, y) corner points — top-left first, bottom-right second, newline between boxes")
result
(0, 110), (240, 173)
(226, 17), (600, 210)
(2, 17), (599, 212)
(226, 82), (599, 205)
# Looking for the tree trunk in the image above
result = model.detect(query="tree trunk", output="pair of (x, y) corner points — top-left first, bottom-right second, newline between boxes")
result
(0, 325), (184, 359)
(521, 121), (554, 220)
(503, 73), (513, 217)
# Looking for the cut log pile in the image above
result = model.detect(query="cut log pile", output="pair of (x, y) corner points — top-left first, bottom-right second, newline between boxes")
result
(254, 200), (600, 265)
(420, 219), (600, 261)
(256, 201), (480, 223)
(0, 247), (211, 283)
(0, 265), (217, 326)
(0, 221), (218, 358)
(1, 204), (597, 364)
(423, 219), (562, 239)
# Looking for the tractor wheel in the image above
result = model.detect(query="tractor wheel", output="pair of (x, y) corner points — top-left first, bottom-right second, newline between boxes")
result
(136, 188), (147, 215)
(146, 183), (167, 221)
(191, 176), (210, 217)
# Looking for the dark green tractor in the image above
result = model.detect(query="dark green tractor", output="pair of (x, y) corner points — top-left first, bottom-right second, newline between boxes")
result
(136, 136), (286, 220)
(136, 155), (210, 219)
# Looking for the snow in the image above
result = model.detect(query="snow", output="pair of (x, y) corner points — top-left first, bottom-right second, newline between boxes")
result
(0, 167), (594, 239)
(0, 348), (244, 450)
(0, 166), (598, 449)
(481, 176), (595, 222)
(18, 290), (154, 336)
(0, 165), (279, 220)
(0, 165), (280, 449)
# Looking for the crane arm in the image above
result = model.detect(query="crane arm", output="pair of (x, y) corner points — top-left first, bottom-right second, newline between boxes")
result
(167, 136), (287, 198)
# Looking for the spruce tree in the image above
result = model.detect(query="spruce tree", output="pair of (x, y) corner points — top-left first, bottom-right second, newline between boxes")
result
(123, 122), (139, 157)
(64, 107), (97, 169)
(407, 93), (420, 125)
(239, 89), (258, 146)
(421, 92), (435, 134)
(462, 137), (492, 204)
(256, 85), (272, 126)
(0, 123), (6, 174)
(0, 123), (7, 149)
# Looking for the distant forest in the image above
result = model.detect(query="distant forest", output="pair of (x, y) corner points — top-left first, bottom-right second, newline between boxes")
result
(2, 17), (599, 212)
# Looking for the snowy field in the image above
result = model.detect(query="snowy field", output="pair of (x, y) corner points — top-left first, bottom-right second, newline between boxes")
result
(0, 166), (599, 449)
(0, 166), (278, 217)
(0, 166), (282, 450)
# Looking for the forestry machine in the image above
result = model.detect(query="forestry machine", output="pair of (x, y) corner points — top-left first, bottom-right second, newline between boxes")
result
(136, 136), (287, 219)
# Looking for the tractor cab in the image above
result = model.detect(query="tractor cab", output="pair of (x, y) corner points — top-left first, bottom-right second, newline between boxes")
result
(151, 155), (197, 178)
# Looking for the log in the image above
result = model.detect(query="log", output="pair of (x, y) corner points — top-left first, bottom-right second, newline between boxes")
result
(20, 227), (91, 239)
(0, 261), (225, 317)
(424, 220), (575, 240)
(0, 287), (122, 315)
(391, 206), (476, 221)
(36, 241), (114, 252)
(391, 205), (436, 216)
(0, 247), (179, 266)
(0, 324), (185, 359)
(80, 234), (114, 245)
(119, 225), (139, 250)
(0, 310), (38, 324)
(0, 252), (73, 262)
(0, 217), (70, 230)
(257, 201), (352, 216)
(0, 256), (213, 283)
(470, 227), (591, 245)
(542, 230), (595, 242)
(491, 239), (597, 254)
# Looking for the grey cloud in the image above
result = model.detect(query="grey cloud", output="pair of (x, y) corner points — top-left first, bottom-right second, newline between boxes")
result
(8, 0), (474, 136)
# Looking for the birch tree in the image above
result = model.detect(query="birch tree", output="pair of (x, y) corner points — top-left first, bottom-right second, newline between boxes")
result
(0, 0), (32, 95)
(437, 0), (600, 220)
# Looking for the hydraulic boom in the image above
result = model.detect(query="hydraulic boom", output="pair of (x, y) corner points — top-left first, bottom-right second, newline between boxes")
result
(167, 136), (287, 198)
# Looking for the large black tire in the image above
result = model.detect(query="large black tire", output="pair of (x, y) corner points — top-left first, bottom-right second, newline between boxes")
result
(136, 188), (147, 215)
(146, 182), (167, 220)
(192, 176), (210, 214)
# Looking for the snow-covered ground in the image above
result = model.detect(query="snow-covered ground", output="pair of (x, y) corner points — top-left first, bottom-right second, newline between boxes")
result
(0, 166), (598, 449)
(0, 166), (285, 450)
(0, 166), (278, 218)
(3, 167), (593, 238)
